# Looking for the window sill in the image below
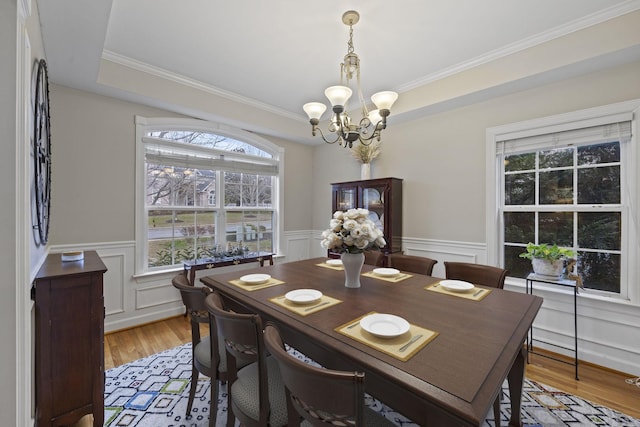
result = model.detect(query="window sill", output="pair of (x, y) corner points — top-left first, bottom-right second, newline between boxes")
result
(132, 267), (183, 283)
(132, 253), (283, 283)
(505, 277), (639, 311)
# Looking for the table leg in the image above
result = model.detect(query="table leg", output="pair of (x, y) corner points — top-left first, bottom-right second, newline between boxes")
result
(508, 345), (526, 427)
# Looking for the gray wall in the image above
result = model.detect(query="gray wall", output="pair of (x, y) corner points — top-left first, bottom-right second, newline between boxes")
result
(48, 85), (315, 246)
(312, 59), (640, 241)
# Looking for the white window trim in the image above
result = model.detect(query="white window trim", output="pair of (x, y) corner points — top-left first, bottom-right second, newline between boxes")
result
(486, 99), (640, 306)
(134, 116), (285, 276)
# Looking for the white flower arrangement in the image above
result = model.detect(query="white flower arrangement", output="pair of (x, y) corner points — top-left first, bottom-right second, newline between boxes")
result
(320, 208), (386, 254)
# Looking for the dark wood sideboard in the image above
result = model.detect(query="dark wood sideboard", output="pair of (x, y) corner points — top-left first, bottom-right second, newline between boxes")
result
(33, 250), (107, 427)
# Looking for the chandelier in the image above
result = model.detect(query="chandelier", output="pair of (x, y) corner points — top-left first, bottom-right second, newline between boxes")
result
(303, 10), (398, 149)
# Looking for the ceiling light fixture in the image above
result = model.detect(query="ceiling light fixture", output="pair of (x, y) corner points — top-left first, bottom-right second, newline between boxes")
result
(303, 10), (398, 149)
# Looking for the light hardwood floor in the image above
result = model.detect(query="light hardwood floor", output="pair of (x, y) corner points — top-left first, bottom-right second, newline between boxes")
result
(104, 315), (640, 421)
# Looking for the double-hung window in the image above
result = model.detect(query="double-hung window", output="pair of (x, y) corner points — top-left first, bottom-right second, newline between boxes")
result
(486, 100), (639, 300)
(135, 117), (282, 273)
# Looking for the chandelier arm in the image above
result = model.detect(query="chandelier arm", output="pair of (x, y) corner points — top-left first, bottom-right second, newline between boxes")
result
(313, 125), (343, 145)
(356, 129), (382, 145)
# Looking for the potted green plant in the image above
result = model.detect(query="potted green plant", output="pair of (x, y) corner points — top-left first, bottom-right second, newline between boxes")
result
(519, 243), (576, 278)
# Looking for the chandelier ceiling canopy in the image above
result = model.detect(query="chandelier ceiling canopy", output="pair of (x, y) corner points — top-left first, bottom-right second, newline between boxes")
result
(303, 10), (398, 149)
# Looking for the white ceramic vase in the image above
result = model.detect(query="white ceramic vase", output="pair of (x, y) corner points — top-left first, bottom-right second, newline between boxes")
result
(360, 163), (371, 180)
(532, 258), (564, 278)
(341, 252), (365, 288)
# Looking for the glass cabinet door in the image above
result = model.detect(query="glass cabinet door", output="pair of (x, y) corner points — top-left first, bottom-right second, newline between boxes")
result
(335, 186), (357, 211)
(360, 183), (386, 233)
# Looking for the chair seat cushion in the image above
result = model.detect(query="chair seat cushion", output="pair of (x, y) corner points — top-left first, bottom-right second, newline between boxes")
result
(231, 356), (288, 426)
(194, 336), (249, 373)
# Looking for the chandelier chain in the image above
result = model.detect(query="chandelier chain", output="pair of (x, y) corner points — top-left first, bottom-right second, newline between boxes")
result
(347, 24), (355, 55)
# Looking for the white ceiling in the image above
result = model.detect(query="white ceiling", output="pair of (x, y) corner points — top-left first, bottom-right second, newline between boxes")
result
(37, 0), (640, 143)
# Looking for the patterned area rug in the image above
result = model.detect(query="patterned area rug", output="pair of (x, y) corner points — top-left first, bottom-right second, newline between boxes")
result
(105, 343), (640, 427)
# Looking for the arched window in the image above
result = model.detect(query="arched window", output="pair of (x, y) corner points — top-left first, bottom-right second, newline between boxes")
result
(135, 117), (283, 273)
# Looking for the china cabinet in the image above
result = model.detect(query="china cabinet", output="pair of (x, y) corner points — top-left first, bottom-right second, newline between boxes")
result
(33, 250), (107, 426)
(331, 177), (403, 256)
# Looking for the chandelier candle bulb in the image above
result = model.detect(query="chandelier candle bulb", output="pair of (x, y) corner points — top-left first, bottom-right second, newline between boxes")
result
(303, 102), (327, 120)
(367, 110), (383, 129)
(371, 91), (399, 110)
(325, 86), (353, 107)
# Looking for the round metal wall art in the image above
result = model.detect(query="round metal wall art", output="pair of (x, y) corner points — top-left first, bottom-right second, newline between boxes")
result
(33, 59), (52, 245)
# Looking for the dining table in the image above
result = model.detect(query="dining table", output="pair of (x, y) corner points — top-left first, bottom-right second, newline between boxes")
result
(200, 257), (542, 427)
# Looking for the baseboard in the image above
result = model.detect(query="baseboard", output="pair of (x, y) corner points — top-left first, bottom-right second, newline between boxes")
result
(105, 306), (185, 333)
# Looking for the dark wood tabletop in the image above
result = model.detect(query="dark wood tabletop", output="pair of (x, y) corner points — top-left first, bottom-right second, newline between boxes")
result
(200, 257), (542, 426)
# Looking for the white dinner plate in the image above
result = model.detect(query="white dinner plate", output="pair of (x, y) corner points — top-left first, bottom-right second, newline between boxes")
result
(239, 273), (271, 285)
(440, 279), (475, 293)
(326, 259), (343, 266)
(364, 188), (381, 205)
(373, 268), (400, 277)
(285, 289), (323, 305)
(360, 313), (410, 339)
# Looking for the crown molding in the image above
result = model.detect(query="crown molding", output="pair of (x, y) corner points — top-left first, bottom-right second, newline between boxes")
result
(397, 1), (640, 92)
(101, 49), (304, 122)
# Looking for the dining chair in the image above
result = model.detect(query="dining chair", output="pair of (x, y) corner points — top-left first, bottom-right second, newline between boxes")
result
(443, 261), (508, 289)
(205, 291), (288, 427)
(442, 261), (509, 425)
(172, 274), (223, 426)
(263, 323), (397, 427)
(173, 275), (252, 426)
(363, 250), (384, 267)
(388, 253), (437, 276)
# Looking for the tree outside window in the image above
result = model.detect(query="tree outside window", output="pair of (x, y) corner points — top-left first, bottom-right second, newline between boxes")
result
(503, 141), (622, 293)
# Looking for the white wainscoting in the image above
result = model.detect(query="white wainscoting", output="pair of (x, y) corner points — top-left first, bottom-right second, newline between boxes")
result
(50, 241), (184, 332)
(282, 230), (314, 262)
(50, 230), (316, 333)
(52, 232), (640, 375)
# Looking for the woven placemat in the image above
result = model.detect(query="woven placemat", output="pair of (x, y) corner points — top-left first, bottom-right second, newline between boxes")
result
(228, 277), (285, 291)
(316, 262), (344, 271)
(425, 282), (491, 300)
(335, 312), (438, 362)
(361, 271), (413, 283)
(269, 294), (342, 316)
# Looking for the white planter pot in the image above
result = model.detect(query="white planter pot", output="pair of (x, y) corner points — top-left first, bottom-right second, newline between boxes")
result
(531, 258), (564, 278)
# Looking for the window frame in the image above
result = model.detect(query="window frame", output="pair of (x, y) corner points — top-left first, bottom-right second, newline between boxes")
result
(135, 116), (284, 275)
(486, 99), (640, 305)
